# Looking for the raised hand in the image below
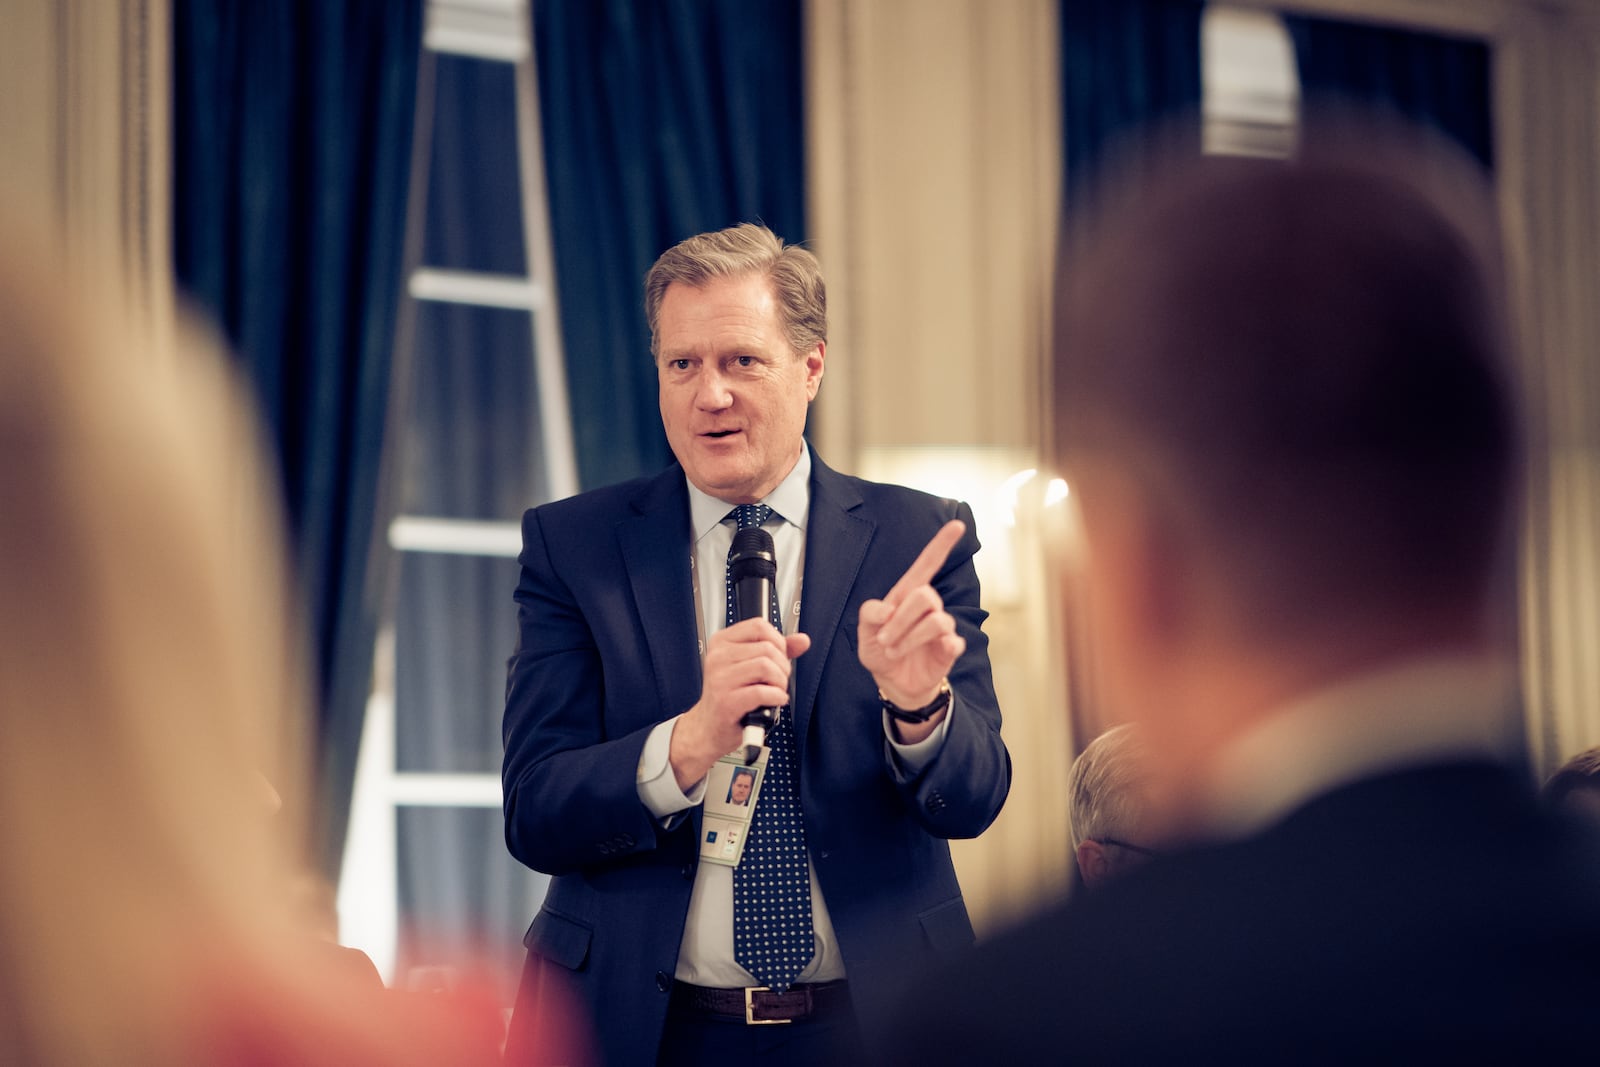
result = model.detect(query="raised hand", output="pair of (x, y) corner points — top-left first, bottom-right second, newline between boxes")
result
(857, 519), (968, 713)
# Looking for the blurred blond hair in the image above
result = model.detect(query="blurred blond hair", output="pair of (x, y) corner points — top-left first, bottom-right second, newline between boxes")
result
(0, 212), (504, 1065)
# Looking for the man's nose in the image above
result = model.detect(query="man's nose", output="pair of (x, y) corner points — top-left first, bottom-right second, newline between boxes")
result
(695, 367), (733, 409)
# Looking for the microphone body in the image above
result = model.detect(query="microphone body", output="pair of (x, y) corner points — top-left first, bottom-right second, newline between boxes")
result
(729, 527), (780, 764)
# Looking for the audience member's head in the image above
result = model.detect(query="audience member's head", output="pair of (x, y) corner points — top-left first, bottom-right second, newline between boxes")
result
(1052, 119), (1516, 824)
(0, 214), (499, 1065)
(1543, 747), (1600, 831)
(1067, 724), (1155, 888)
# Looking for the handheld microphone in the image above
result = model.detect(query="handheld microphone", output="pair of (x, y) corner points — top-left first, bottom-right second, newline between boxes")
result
(729, 526), (779, 765)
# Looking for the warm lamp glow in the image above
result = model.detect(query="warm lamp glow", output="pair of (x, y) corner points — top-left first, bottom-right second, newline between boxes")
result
(998, 469), (1039, 528)
(855, 446), (1041, 604)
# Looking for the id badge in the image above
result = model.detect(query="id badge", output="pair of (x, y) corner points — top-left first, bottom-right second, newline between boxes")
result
(699, 748), (768, 867)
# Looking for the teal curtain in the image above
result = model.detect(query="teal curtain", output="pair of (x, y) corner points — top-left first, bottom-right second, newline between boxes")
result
(1287, 15), (1493, 169)
(534, 0), (808, 491)
(172, 0), (424, 873)
(1060, 0), (1205, 195)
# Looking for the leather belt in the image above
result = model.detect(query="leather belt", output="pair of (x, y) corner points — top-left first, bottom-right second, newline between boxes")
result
(670, 980), (851, 1025)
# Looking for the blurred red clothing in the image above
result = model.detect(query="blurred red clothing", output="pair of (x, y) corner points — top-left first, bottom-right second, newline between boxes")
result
(194, 960), (507, 1066)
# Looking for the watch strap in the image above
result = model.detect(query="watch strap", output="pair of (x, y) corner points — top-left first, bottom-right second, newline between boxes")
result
(880, 678), (952, 724)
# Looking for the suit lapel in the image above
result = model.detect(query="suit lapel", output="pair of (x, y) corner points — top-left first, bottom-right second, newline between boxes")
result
(616, 468), (702, 720)
(793, 452), (872, 745)
(616, 454), (872, 767)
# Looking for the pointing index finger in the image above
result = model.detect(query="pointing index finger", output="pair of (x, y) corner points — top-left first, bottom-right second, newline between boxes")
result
(884, 519), (966, 606)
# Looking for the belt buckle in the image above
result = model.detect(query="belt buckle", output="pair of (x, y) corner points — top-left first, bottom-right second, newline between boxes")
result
(744, 986), (792, 1026)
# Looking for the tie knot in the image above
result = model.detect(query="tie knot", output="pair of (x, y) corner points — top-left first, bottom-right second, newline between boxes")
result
(729, 503), (773, 531)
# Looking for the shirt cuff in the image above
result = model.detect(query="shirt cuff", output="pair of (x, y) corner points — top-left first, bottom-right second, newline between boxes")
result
(637, 715), (707, 823)
(884, 692), (955, 775)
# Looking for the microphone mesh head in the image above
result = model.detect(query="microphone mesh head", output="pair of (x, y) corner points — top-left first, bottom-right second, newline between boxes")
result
(729, 527), (777, 582)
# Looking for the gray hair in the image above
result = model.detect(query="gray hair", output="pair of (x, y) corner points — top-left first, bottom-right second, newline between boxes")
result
(1543, 746), (1600, 808)
(643, 222), (826, 358)
(1067, 724), (1150, 855)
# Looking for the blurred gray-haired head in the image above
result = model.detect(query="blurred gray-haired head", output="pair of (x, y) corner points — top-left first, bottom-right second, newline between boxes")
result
(1068, 724), (1151, 857)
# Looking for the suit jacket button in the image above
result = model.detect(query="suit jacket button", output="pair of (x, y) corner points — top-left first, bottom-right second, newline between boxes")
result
(621, 833), (636, 847)
(598, 843), (612, 855)
(680, 865), (694, 880)
(656, 971), (672, 992)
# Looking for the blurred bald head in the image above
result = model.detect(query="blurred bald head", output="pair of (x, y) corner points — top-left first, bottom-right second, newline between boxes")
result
(1053, 128), (1516, 651)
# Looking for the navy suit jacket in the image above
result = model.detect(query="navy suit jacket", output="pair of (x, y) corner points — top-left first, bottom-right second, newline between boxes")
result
(502, 448), (1010, 1065)
(882, 759), (1600, 1064)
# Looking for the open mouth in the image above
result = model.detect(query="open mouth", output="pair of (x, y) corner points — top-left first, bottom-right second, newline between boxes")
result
(704, 429), (738, 439)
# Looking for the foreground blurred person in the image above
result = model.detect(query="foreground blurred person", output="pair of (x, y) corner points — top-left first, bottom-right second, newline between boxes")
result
(885, 122), (1600, 1062)
(0, 216), (504, 1066)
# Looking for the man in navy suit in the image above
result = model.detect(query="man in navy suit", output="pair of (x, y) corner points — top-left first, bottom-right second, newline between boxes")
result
(884, 123), (1600, 1061)
(502, 223), (1010, 1065)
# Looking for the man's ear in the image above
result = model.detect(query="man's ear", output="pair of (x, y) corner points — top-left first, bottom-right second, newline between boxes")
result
(804, 341), (825, 399)
(1076, 839), (1112, 889)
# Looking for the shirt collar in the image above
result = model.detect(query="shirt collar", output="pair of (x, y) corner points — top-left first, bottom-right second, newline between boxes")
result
(1193, 653), (1522, 840)
(686, 444), (812, 542)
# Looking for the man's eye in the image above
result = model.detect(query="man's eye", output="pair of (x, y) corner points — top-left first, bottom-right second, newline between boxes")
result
(735, 356), (756, 367)
(669, 359), (691, 371)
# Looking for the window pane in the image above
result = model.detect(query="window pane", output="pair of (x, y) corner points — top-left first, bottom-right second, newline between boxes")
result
(1202, 7), (1298, 158)
(423, 54), (528, 275)
(396, 552), (521, 773)
(401, 300), (548, 519)
(396, 805), (549, 1004)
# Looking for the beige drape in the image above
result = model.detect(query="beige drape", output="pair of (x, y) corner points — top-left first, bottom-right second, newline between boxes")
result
(1492, 7), (1600, 777)
(806, 0), (1075, 933)
(0, 0), (173, 347)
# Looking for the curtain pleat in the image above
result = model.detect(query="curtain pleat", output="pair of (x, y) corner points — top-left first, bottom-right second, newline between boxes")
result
(172, 0), (424, 873)
(1060, 0), (1204, 198)
(1286, 15), (1493, 169)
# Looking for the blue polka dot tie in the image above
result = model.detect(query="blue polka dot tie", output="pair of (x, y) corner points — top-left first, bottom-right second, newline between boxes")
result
(725, 504), (815, 992)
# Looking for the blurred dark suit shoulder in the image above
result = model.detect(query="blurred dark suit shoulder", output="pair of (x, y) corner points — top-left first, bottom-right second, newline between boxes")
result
(883, 760), (1600, 1064)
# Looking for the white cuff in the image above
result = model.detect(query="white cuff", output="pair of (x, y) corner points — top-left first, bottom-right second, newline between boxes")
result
(637, 715), (707, 823)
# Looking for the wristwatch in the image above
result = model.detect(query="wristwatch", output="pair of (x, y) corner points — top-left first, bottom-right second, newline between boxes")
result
(880, 678), (952, 724)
